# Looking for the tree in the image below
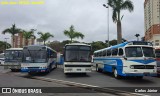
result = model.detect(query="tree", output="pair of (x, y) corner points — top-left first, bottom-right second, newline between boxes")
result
(135, 34), (140, 41)
(37, 32), (54, 45)
(141, 36), (145, 41)
(22, 30), (36, 46)
(64, 25), (84, 43)
(2, 24), (21, 47)
(108, 0), (134, 44)
(0, 41), (11, 53)
(48, 41), (64, 52)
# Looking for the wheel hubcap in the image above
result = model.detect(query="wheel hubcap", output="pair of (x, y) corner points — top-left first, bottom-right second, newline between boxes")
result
(114, 69), (117, 77)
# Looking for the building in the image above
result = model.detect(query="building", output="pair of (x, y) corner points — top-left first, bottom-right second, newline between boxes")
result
(13, 32), (35, 48)
(144, 0), (160, 46)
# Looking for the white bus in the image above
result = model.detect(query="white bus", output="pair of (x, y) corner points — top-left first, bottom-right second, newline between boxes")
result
(93, 41), (157, 79)
(0, 53), (5, 65)
(4, 48), (23, 71)
(21, 45), (57, 74)
(64, 43), (92, 74)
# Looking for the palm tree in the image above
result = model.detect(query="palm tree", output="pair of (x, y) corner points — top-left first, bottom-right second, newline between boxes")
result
(64, 25), (84, 43)
(108, 0), (134, 44)
(37, 32), (54, 45)
(22, 30), (36, 46)
(2, 24), (21, 47)
(135, 34), (140, 41)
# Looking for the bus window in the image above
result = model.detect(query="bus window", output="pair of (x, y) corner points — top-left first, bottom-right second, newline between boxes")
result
(107, 50), (111, 56)
(112, 49), (118, 56)
(142, 47), (155, 57)
(118, 48), (123, 56)
(103, 50), (107, 56)
(125, 47), (143, 57)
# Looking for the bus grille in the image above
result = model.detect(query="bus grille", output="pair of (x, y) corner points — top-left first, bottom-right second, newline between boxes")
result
(28, 67), (39, 69)
(133, 65), (154, 69)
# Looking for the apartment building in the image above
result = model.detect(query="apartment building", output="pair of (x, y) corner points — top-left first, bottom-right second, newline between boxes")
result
(13, 32), (35, 48)
(144, 0), (160, 46)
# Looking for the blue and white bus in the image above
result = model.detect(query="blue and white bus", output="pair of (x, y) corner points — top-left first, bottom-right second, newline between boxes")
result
(64, 43), (92, 74)
(93, 41), (157, 79)
(21, 45), (57, 74)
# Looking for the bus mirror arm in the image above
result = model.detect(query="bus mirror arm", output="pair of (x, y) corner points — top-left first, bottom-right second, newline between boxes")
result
(123, 56), (127, 60)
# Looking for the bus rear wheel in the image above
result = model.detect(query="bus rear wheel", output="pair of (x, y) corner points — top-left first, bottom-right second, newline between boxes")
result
(113, 69), (121, 79)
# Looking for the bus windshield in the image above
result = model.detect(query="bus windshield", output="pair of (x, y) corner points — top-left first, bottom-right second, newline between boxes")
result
(5, 50), (22, 62)
(65, 45), (91, 62)
(155, 49), (160, 58)
(125, 47), (155, 57)
(23, 49), (47, 63)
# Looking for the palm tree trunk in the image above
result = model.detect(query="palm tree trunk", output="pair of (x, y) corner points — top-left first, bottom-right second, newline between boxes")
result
(44, 41), (45, 45)
(12, 35), (15, 48)
(117, 21), (122, 44)
(25, 39), (28, 46)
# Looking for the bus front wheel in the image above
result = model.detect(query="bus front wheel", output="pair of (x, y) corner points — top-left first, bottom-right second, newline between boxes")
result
(113, 69), (121, 79)
(136, 76), (143, 79)
(96, 64), (99, 72)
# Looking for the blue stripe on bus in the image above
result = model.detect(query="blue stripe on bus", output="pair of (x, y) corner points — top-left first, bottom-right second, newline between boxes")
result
(94, 58), (123, 74)
(128, 60), (155, 64)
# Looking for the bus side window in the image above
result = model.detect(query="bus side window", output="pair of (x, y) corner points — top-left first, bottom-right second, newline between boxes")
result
(118, 48), (123, 56)
(103, 50), (106, 56)
(99, 52), (102, 57)
(112, 49), (118, 56)
(107, 50), (111, 56)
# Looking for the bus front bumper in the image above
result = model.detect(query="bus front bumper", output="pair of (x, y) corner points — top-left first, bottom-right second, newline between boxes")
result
(122, 72), (157, 76)
(64, 67), (92, 73)
(21, 68), (48, 73)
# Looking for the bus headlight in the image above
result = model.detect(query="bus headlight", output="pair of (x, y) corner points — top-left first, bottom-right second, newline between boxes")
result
(85, 68), (91, 71)
(130, 65), (134, 69)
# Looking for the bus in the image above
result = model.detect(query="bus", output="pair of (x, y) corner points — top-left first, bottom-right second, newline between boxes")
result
(0, 53), (5, 65)
(64, 43), (92, 74)
(154, 46), (160, 75)
(57, 53), (64, 65)
(21, 45), (57, 74)
(93, 41), (157, 79)
(4, 48), (23, 71)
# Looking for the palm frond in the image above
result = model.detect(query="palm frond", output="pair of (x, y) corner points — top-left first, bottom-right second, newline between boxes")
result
(121, 0), (134, 12)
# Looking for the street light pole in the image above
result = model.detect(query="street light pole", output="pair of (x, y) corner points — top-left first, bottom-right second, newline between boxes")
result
(4, 38), (9, 49)
(103, 3), (110, 47)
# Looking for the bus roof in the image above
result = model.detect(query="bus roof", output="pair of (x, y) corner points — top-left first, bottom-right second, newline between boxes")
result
(24, 45), (57, 53)
(6, 48), (23, 51)
(65, 43), (91, 46)
(94, 41), (153, 53)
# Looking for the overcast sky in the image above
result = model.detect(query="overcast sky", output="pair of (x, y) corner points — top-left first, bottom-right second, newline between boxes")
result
(0, 0), (144, 44)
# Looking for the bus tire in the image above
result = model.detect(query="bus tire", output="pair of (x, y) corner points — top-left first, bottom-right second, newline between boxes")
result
(11, 69), (15, 72)
(65, 73), (69, 75)
(113, 69), (121, 79)
(96, 64), (99, 72)
(136, 76), (143, 79)
(55, 63), (57, 69)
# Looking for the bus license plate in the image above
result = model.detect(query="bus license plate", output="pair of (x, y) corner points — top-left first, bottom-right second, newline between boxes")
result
(77, 69), (81, 71)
